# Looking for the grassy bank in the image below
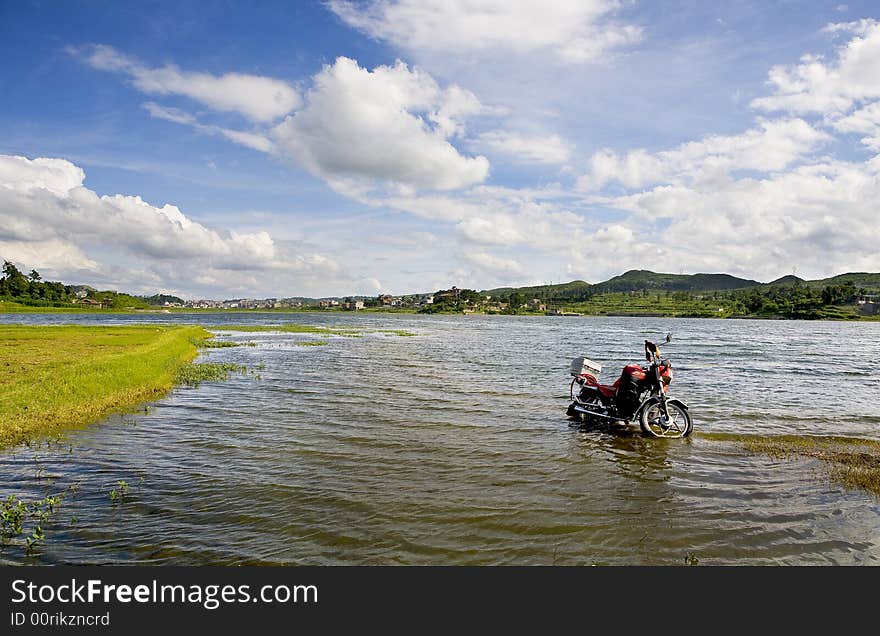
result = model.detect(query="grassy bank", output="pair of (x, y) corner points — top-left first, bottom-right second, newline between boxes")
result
(702, 432), (880, 497)
(0, 324), (210, 449)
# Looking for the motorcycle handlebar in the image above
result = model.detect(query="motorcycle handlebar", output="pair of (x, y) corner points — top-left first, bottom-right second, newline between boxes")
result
(645, 334), (672, 361)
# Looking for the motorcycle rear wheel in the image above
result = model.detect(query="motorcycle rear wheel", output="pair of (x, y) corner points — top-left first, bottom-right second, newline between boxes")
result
(639, 401), (692, 438)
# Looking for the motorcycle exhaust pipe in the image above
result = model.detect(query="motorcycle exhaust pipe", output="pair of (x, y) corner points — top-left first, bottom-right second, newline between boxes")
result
(571, 404), (616, 420)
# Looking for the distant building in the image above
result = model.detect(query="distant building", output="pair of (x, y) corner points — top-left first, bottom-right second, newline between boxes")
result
(76, 298), (103, 308)
(435, 286), (460, 302)
(528, 298), (546, 312)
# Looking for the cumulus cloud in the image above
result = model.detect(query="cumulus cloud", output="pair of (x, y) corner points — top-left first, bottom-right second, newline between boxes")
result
(270, 57), (488, 190)
(606, 158), (880, 279)
(831, 101), (880, 148)
(0, 155), (338, 295)
(130, 56), (487, 192)
(578, 118), (829, 191)
(476, 131), (573, 165)
(751, 19), (880, 116)
(459, 250), (524, 277)
(546, 21), (880, 281)
(328, 0), (642, 63)
(81, 45), (300, 122)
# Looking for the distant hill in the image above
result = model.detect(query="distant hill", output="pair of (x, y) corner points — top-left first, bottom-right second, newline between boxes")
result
(767, 275), (805, 286)
(483, 280), (592, 300)
(68, 284), (97, 293)
(807, 272), (880, 291)
(595, 270), (761, 293)
(478, 269), (880, 301)
(141, 294), (184, 306)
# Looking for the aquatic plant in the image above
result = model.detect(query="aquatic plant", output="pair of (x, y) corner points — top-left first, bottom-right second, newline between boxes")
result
(216, 323), (415, 337)
(174, 362), (247, 386)
(190, 336), (240, 348)
(703, 432), (880, 498)
(109, 480), (130, 503)
(1, 493), (66, 555)
(295, 340), (328, 346)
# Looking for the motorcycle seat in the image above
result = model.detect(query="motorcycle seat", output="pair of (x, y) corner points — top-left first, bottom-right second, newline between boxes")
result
(597, 379), (620, 398)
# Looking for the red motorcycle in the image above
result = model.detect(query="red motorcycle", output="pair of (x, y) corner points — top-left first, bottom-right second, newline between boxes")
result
(566, 335), (692, 438)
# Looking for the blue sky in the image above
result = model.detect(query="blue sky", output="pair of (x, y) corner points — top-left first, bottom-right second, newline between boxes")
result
(2, 1), (880, 298)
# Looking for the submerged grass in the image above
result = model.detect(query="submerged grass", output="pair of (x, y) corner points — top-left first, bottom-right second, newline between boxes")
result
(0, 324), (209, 449)
(175, 362), (248, 386)
(217, 323), (416, 337)
(295, 340), (328, 347)
(190, 336), (240, 348)
(702, 432), (880, 498)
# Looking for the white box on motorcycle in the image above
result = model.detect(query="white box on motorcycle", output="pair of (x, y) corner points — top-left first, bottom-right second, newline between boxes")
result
(570, 357), (602, 378)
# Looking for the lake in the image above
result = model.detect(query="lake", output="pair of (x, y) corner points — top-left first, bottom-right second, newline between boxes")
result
(1, 313), (879, 565)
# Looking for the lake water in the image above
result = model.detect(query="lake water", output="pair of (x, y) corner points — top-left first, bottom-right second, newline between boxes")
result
(2, 313), (879, 565)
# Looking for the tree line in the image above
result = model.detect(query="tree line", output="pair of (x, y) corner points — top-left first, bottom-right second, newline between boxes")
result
(0, 261), (73, 304)
(0, 260), (155, 309)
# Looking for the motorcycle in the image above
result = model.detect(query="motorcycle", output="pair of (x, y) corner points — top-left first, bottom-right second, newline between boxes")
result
(566, 334), (693, 438)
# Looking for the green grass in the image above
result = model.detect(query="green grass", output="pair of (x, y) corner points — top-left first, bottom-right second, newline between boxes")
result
(0, 301), (95, 314)
(294, 340), (328, 346)
(702, 432), (880, 497)
(552, 292), (733, 317)
(0, 324), (209, 449)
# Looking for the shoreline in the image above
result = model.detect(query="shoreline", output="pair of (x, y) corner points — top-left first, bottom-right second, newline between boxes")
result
(1, 305), (878, 322)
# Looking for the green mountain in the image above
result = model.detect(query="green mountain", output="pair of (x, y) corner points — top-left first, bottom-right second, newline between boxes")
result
(807, 272), (880, 291)
(596, 270), (760, 293)
(483, 280), (592, 300)
(766, 275), (805, 286)
(479, 269), (880, 302)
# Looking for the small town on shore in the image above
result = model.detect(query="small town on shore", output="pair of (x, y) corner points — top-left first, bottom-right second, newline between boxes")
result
(172, 286), (558, 313)
(2, 259), (879, 319)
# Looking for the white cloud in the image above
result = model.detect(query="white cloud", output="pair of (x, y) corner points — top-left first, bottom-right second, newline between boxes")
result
(830, 101), (880, 149)
(0, 155), (339, 295)
(603, 158), (880, 280)
(0, 155), (85, 196)
(0, 239), (99, 274)
(270, 57), (489, 190)
(82, 45), (300, 122)
(143, 102), (275, 153)
(751, 19), (880, 115)
(460, 250), (524, 277)
(328, 0), (642, 63)
(86, 49), (487, 191)
(565, 21), (880, 281)
(476, 131), (573, 164)
(578, 118), (829, 191)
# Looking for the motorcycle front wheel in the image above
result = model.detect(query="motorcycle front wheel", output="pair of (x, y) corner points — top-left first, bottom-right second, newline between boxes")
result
(639, 401), (692, 438)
